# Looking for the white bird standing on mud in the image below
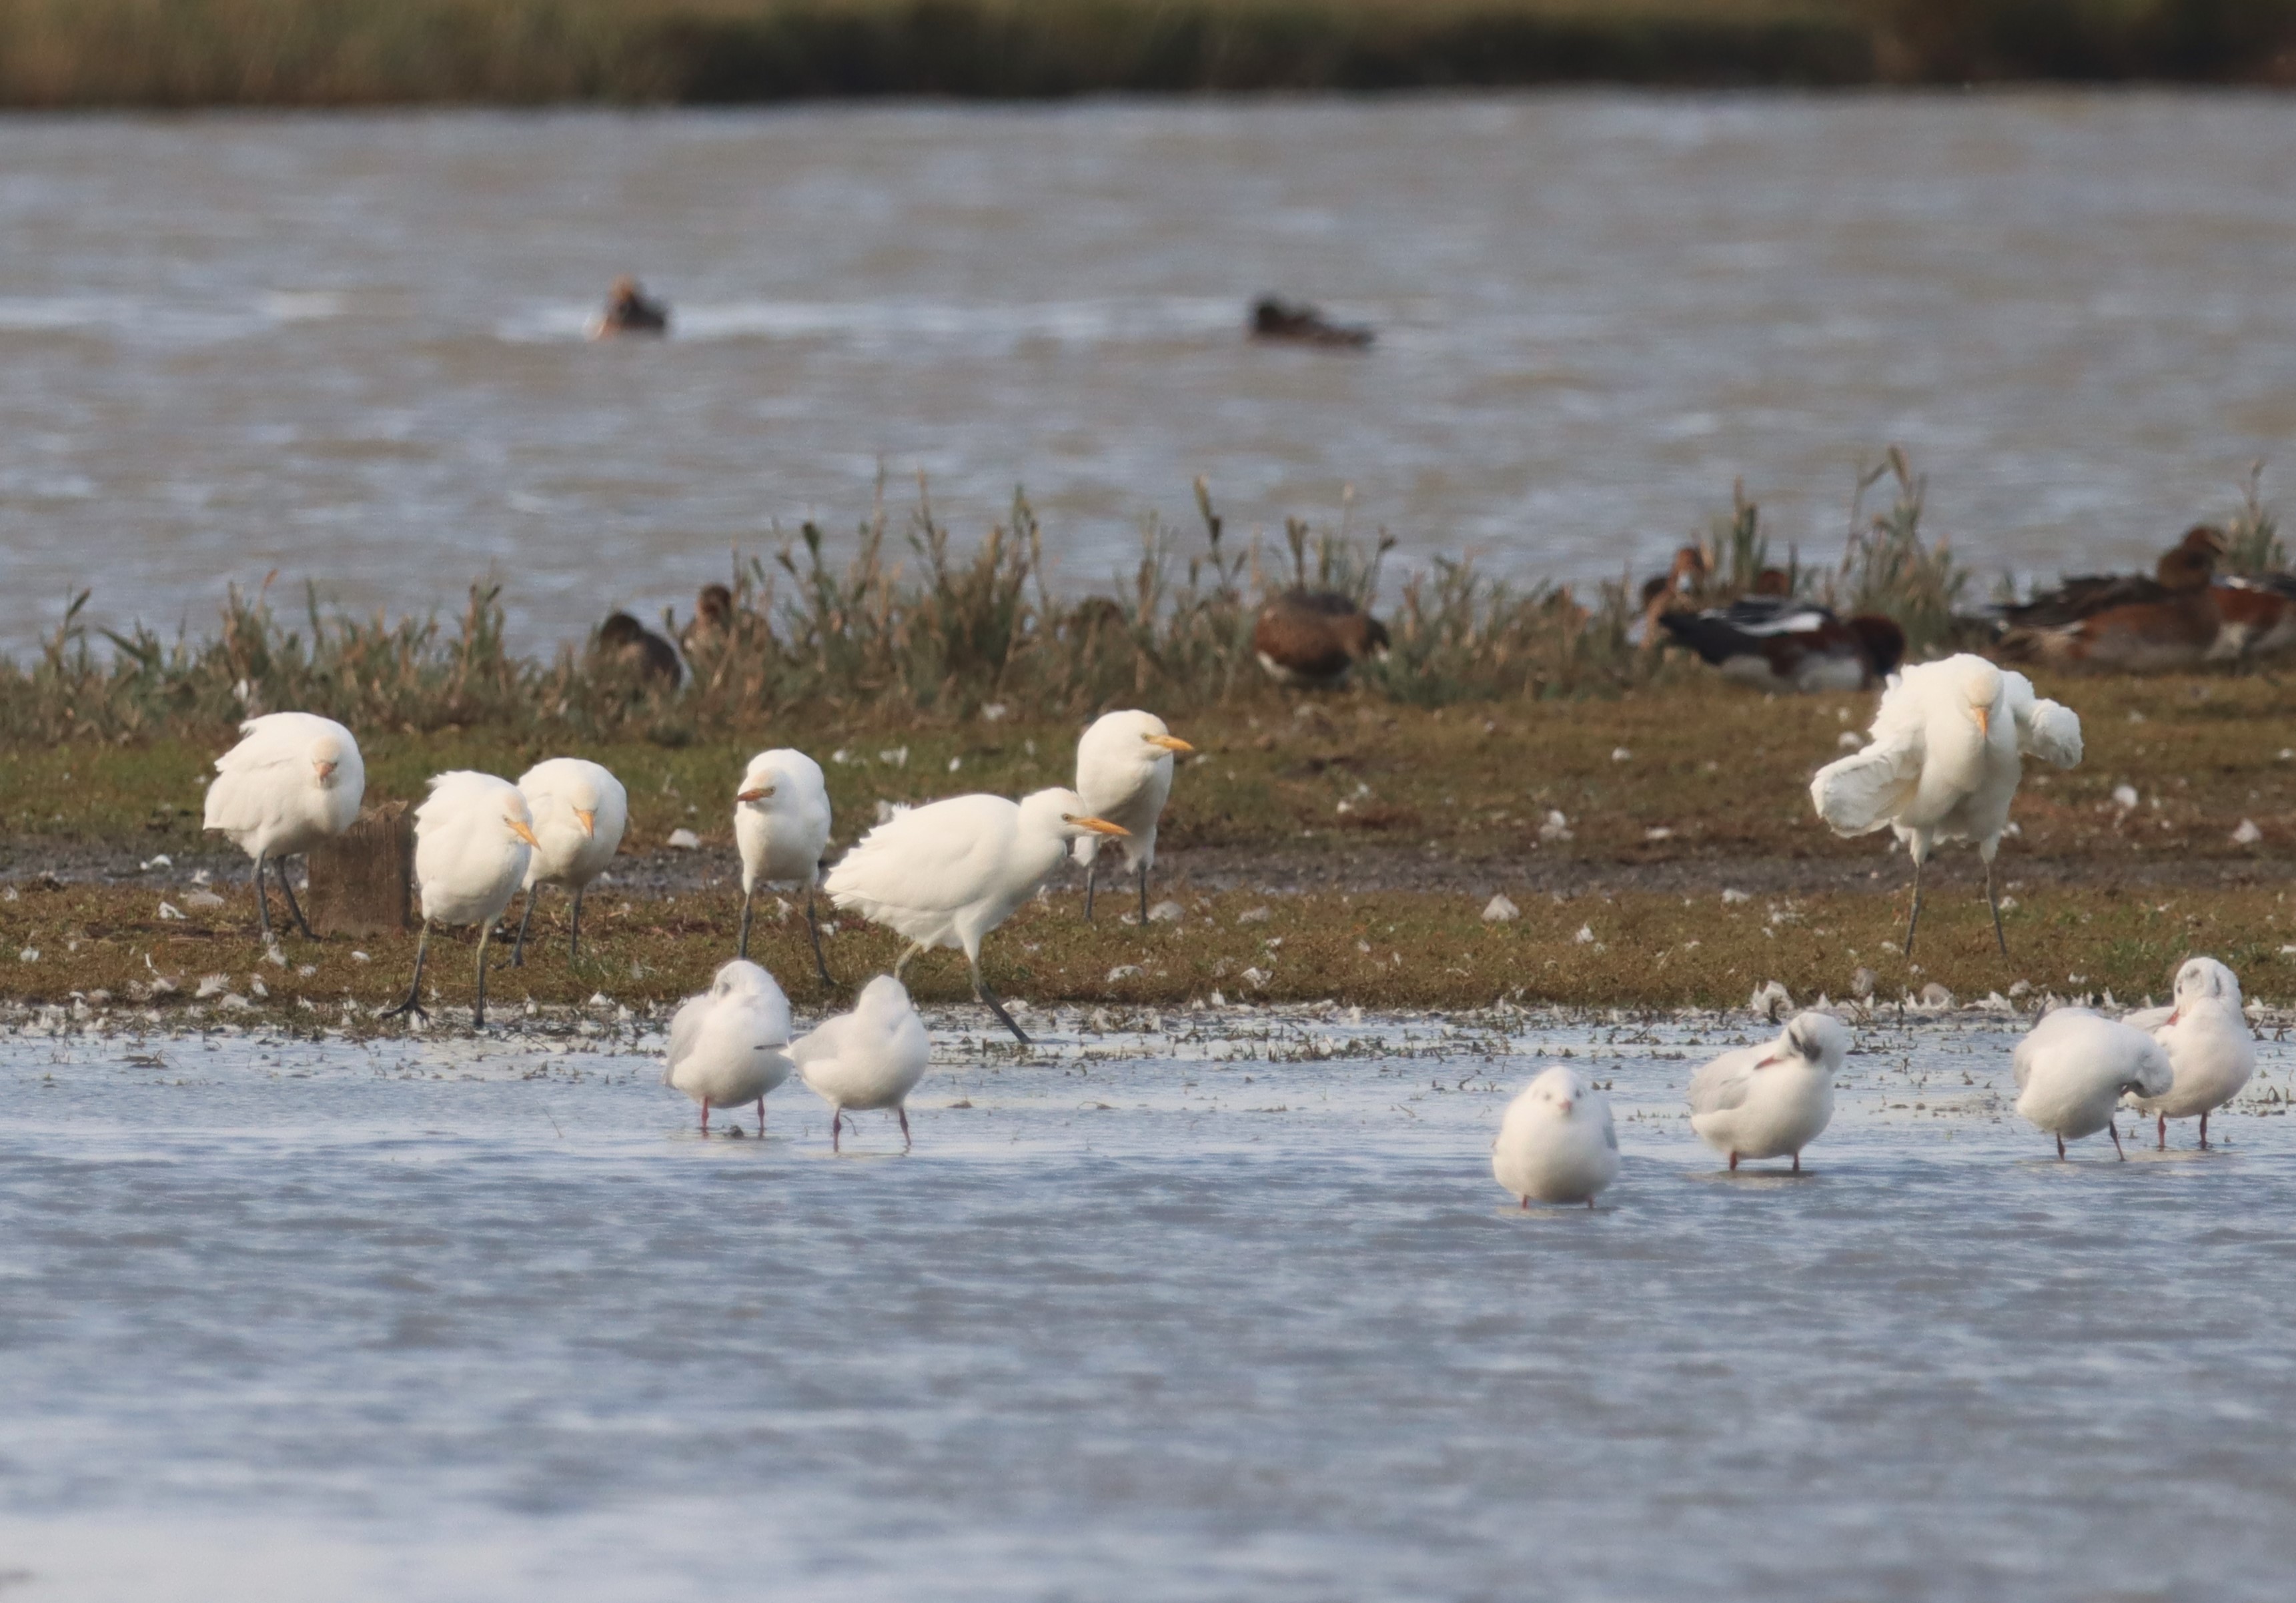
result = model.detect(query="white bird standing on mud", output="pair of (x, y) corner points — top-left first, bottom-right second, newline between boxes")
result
(2013, 1007), (2173, 1160)
(1492, 1066), (1620, 1209)
(823, 787), (1130, 1044)
(380, 772), (542, 1028)
(201, 712), (365, 941)
(1810, 653), (2082, 957)
(664, 959), (793, 1136)
(734, 748), (834, 987)
(2122, 957), (2255, 1150)
(511, 757), (627, 965)
(1073, 710), (1193, 923)
(793, 974), (933, 1152)
(1686, 1011), (1848, 1173)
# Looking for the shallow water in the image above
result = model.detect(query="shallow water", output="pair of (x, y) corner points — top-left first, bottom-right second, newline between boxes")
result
(4, 95), (2296, 652)
(2, 1008), (2292, 1600)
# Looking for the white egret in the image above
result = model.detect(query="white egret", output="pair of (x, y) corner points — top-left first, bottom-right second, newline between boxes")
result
(1810, 653), (2081, 957)
(510, 757), (628, 965)
(793, 974), (932, 1152)
(380, 772), (541, 1028)
(734, 748), (833, 986)
(1686, 1011), (1848, 1172)
(201, 712), (365, 941)
(2013, 1007), (2173, 1160)
(664, 959), (792, 1136)
(1073, 710), (1193, 923)
(2123, 957), (2255, 1150)
(1492, 1066), (1619, 1209)
(823, 787), (1129, 1044)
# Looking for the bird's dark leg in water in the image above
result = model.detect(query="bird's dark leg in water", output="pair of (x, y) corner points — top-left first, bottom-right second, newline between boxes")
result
(1983, 857), (2008, 957)
(1083, 860), (1097, 922)
(2159, 1112), (2169, 1151)
(2108, 1119), (2126, 1161)
(969, 955), (1029, 1045)
(2200, 1110), (2213, 1150)
(830, 1109), (843, 1153)
(1137, 861), (1150, 926)
(804, 890), (833, 989)
(738, 888), (754, 961)
(755, 1094), (766, 1134)
(899, 1107), (912, 1153)
(275, 857), (318, 939)
(2056, 1133), (2067, 1160)
(252, 853), (273, 941)
(472, 925), (494, 1027)
(568, 885), (584, 961)
(1903, 857), (1926, 957)
(511, 887), (540, 967)
(380, 921), (433, 1023)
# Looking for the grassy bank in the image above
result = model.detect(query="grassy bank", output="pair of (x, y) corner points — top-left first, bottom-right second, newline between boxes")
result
(0, 0), (2291, 107)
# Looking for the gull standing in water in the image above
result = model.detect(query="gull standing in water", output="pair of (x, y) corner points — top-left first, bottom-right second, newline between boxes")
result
(794, 975), (932, 1152)
(824, 788), (1129, 1044)
(1492, 1067), (1619, 1209)
(201, 712), (365, 941)
(380, 772), (540, 1028)
(1686, 1011), (1848, 1172)
(734, 748), (834, 987)
(664, 959), (793, 1136)
(1073, 710), (1193, 923)
(1810, 654), (2081, 957)
(2123, 957), (2255, 1150)
(2013, 1008), (2173, 1160)
(510, 757), (627, 965)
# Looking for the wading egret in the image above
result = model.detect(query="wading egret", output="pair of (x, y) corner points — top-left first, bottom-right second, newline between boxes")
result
(1810, 654), (2081, 957)
(1492, 1066), (1618, 1209)
(1252, 591), (1389, 686)
(734, 748), (833, 987)
(380, 772), (540, 1028)
(1658, 598), (1904, 692)
(823, 787), (1128, 1044)
(664, 959), (792, 1136)
(793, 974), (931, 1152)
(1073, 710), (1193, 923)
(511, 757), (628, 965)
(2013, 1007), (2173, 1161)
(2123, 957), (2255, 1150)
(201, 712), (366, 941)
(1686, 1011), (1848, 1172)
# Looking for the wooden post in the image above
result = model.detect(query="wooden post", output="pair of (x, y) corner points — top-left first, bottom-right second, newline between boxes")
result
(306, 800), (414, 937)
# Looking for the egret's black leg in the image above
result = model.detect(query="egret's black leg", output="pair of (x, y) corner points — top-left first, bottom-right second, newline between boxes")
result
(511, 888), (539, 968)
(380, 922), (432, 1023)
(275, 857), (317, 940)
(970, 955), (1029, 1045)
(1984, 858), (2008, 958)
(1903, 857), (1925, 958)
(804, 889), (833, 990)
(568, 885), (584, 961)
(898, 1106), (912, 1153)
(738, 889), (754, 961)
(252, 853), (273, 940)
(1137, 861), (1150, 926)
(1083, 859), (1097, 922)
(472, 924), (492, 1028)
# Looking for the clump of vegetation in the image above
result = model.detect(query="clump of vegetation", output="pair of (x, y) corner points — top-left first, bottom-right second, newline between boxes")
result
(2221, 462), (2283, 575)
(1824, 446), (1973, 655)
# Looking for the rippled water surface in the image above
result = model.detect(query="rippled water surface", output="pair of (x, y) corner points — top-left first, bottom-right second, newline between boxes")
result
(3, 1009), (2293, 1600)
(4, 95), (2296, 652)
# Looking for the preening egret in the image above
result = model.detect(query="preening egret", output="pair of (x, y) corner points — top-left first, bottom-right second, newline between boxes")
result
(2013, 1007), (2173, 1160)
(1073, 710), (1193, 923)
(1252, 591), (1389, 686)
(1491, 1066), (1618, 1209)
(664, 959), (792, 1136)
(1686, 1011), (1848, 1172)
(511, 757), (628, 965)
(2122, 957), (2255, 1150)
(380, 772), (540, 1028)
(201, 712), (366, 941)
(1658, 598), (1904, 692)
(823, 787), (1129, 1045)
(734, 748), (834, 987)
(1810, 654), (2081, 957)
(793, 974), (932, 1152)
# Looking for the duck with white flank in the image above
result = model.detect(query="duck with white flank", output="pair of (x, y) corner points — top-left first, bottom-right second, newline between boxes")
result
(2121, 957), (2256, 1150)
(1658, 596), (1906, 692)
(1073, 710), (1194, 923)
(2013, 1007), (2173, 1160)
(1492, 1067), (1619, 1209)
(1810, 654), (2081, 958)
(1686, 1011), (1848, 1173)
(793, 975), (933, 1153)
(510, 757), (628, 965)
(201, 712), (366, 942)
(1252, 590), (1391, 686)
(734, 748), (834, 987)
(665, 959), (792, 1136)
(380, 772), (542, 1028)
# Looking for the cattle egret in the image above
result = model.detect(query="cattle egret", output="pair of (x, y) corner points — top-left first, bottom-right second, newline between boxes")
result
(2013, 1007), (2173, 1160)
(1810, 654), (2081, 957)
(380, 772), (540, 1028)
(823, 787), (1128, 1044)
(511, 757), (628, 965)
(1659, 597), (1905, 692)
(1252, 590), (1390, 686)
(201, 712), (366, 941)
(793, 974), (932, 1152)
(734, 748), (834, 987)
(1073, 710), (1193, 923)
(2122, 957), (2255, 1150)
(1492, 1066), (1619, 1209)
(1686, 1011), (1848, 1171)
(664, 959), (792, 1135)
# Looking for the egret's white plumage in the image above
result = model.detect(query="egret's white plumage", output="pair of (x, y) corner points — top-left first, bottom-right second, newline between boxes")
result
(1686, 1011), (1848, 1171)
(823, 787), (1129, 1043)
(664, 959), (793, 1135)
(734, 748), (834, 986)
(512, 757), (628, 965)
(1492, 1066), (1620, 1208)
(2013, 1007), (2173, 1160)
(380, 772), (541, 1028)
(2122, 957), (2255, 1150)
(793, 975), (932, 1151)
(1810, 653), (2081, 955)
(201, 712), (366, 940)
(1072, 710), (1193, 923)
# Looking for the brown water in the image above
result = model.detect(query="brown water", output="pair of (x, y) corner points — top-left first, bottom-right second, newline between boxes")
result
(3, 94), (2294, 655)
